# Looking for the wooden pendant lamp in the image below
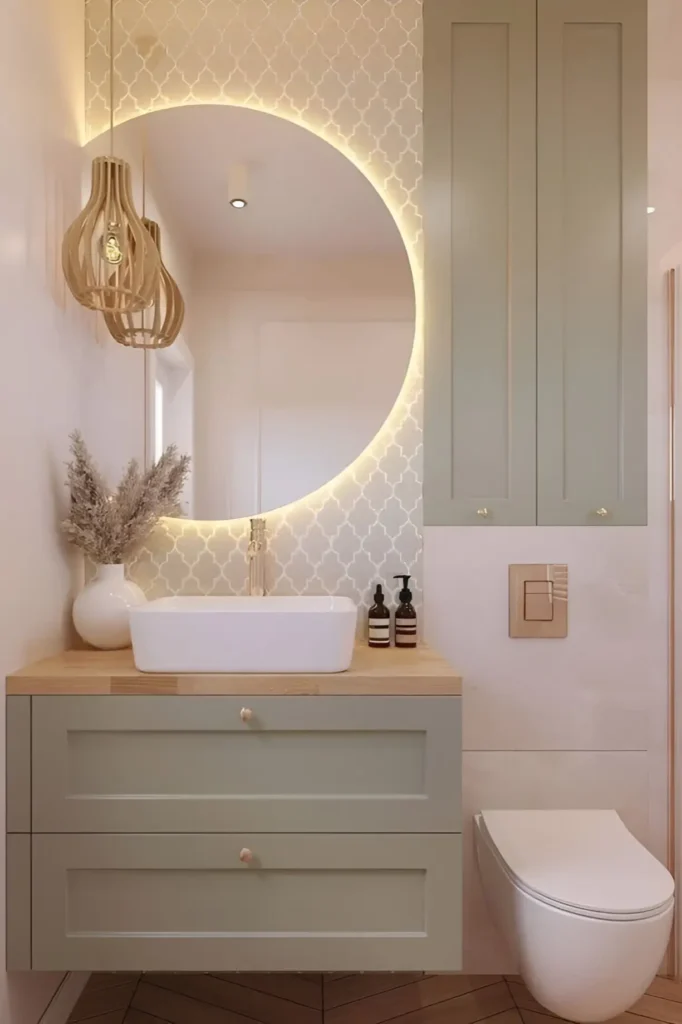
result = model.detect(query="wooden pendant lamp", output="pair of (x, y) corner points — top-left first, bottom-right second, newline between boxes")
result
(61, 0), (159, 314)
(103, 217), (185, 348)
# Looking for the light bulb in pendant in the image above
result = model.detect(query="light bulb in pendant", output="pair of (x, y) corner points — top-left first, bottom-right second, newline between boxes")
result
(101, 227), (124, 265)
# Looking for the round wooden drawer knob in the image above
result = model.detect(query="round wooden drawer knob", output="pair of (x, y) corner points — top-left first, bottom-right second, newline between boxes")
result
(240, 707), (253, 722)
(239, 848), (254, 864)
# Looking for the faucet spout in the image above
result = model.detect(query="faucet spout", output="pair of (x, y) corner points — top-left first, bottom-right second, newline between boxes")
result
(248, 517), (267, 596)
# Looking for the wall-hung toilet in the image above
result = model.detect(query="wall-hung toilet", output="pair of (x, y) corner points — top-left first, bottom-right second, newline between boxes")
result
(475, 810), (674, 1023)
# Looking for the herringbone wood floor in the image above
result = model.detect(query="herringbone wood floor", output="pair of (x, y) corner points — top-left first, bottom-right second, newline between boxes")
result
(66, 973), (682, 1024)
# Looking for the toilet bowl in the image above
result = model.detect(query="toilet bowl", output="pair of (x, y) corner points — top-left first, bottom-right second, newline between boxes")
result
(474, 810), (674, 1023)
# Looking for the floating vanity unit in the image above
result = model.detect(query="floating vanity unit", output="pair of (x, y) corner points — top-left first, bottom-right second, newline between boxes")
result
(6, 646), (462, 973)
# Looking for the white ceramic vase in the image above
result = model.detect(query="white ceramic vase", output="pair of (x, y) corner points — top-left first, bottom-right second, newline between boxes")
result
(73, 563), (147, 650)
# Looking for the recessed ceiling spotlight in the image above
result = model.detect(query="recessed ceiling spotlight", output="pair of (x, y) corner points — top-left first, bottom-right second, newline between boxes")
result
(647, 206), (656, 214)
(227, 163), (249, 210)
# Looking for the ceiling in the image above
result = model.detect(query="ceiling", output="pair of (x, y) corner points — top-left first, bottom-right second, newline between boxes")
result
(101, 105), (407, 261)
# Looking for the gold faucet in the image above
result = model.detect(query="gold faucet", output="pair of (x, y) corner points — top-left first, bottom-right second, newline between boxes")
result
(248, 517), (266, 596)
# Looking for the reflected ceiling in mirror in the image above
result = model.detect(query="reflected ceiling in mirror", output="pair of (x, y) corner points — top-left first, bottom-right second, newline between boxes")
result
(85, 105), (415, 520)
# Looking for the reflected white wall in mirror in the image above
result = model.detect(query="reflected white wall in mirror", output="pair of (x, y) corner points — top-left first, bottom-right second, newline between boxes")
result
(149, 338), (195, 516)
(85, 105), (415, 520)
(154, 380), (163, 463)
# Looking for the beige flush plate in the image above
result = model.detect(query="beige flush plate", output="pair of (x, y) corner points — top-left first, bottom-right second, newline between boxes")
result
(509, 564), (568, 638)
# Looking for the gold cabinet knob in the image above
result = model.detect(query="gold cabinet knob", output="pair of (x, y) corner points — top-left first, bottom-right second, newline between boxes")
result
(477, 508), (489, 518)
(595, 508), (609, 518)
(240, 707), (254, 722)
(239, 848), (254, 864)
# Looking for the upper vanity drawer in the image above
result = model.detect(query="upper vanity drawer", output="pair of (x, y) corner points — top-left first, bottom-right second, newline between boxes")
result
(31, 695), (461, 833)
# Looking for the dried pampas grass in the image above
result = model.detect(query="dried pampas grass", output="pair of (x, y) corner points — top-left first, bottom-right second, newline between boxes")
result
(61, 431), (191, 564)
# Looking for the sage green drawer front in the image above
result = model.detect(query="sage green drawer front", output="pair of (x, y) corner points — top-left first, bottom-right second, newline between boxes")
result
(32, 696), (461, 834)
(32, 833), (462, 972)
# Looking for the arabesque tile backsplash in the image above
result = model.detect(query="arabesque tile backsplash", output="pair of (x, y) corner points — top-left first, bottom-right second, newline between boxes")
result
(84, 0), (424, 614)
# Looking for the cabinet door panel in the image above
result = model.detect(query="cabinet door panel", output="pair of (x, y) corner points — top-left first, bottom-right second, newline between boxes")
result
(537, 0), (647, 525)
(424, 0), (536, 525)
(32, 833), (462, 973)
(32, 695), (461, 833)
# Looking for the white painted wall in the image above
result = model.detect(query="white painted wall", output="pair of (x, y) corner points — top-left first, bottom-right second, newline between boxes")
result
(152, 339), (195, 515)
(651, 70), (682, 971)
(0, 0), (81, 1017)
(189, 255), (414, 519)
(0, 0), (145, 1019)
(425, 525), (663, 971)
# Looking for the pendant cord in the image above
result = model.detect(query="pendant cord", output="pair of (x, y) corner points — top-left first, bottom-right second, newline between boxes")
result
(142, 130), (146, 218)
(141, 131), (147, 330)
(109, 0), (114, 156)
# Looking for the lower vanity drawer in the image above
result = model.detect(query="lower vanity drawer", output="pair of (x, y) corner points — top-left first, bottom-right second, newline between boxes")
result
(32, 833), (462, 973)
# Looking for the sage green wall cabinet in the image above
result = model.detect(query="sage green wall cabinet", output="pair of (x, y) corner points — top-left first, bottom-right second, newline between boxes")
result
(424, 0), (647, 527)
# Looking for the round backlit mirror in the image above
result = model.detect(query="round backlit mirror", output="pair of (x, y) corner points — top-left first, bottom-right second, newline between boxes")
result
(85, 105), (415, 520)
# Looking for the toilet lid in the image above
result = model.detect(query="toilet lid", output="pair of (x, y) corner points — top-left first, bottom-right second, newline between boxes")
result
(479, 810), (674, 917)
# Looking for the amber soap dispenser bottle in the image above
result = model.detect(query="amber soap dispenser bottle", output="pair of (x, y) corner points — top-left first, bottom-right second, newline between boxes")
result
(368, 584), (391, 648)
(393, 574), (417, 648)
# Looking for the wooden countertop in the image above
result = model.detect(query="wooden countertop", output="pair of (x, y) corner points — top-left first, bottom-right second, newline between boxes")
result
(6, 645), (461, 696)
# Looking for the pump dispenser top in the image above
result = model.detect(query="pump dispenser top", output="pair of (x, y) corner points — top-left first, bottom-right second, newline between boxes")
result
(393, 575), (412, 603)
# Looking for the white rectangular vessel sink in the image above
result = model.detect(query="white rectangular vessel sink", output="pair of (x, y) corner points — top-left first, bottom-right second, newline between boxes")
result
(130, 596), (358, 674)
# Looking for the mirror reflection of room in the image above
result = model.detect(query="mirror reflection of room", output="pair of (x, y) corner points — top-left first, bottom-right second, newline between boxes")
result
(85, 105), (415, 521)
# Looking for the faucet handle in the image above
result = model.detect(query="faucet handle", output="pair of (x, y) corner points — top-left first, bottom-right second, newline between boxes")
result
(248, 517), (267, 597)
(249, 516), (266, 551)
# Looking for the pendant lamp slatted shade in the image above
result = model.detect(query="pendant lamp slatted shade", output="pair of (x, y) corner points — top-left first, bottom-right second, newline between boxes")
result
(103, 218), (184, 348)
(61, 0), (160, 316)
(62, 157), (160, 313)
